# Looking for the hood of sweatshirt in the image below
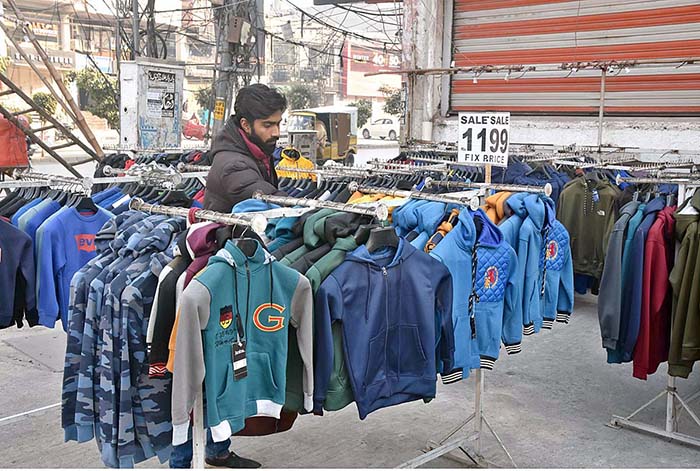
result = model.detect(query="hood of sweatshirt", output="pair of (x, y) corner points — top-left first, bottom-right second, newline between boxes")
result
(232, 199), (280, 213)
(472, 208), (504, 247)
(347, 237), (415, 268)
(95, 219), (118, 255)
(133, 219), (186, 256)
(416, 202), (447, 235)
(114, 215), (166, 256)
(643, 196), (667, 217)
(657, 206), (678, 241)
(187, 222), (226, 258)
(483, 192), (512, 221)
(674, 191), (700, 239)
(394, 200), (430, 233)
(619, 200), (641, 220)
(504, 193), (529, 219)
(302, 209), (337, 248)
(210, 239), (274, 273)
(318, 212), (365, 246)
(523, 194), (556, 231)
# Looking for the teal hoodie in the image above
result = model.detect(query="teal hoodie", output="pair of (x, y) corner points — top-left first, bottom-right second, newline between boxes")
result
(171, 240), (313, 445)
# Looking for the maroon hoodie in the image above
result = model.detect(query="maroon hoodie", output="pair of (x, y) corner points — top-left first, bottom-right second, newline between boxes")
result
(184, 222), (226, 288)
(633, 206), (676, 380)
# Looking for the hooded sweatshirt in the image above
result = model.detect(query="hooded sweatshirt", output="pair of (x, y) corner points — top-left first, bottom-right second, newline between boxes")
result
(498, 193), (529, 250)
(183, 222), (226, 287)
(171, 240), (313, 445)
(204, 117), (286, 212)
(481, 192), (512, 224)
(598, 201), (641, 350)
(314, 238), (454, 419)
(518, 194), (574, 333)
(668, 192), (700, 378)
(410, 202), (447, 251)
(430, 209), (521, 382)
(620, 197), (666, 363)
(633, 206), (676, 380)
(275, 151), (315, 180)
(0, 219), (36, 328)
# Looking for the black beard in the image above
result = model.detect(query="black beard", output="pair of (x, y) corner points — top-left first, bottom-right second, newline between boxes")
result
(248, 130), (277, 155)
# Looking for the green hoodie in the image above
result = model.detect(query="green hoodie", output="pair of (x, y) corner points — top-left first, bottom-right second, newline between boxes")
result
(668, 191), (700, 378)
(281, 209), (336, 267)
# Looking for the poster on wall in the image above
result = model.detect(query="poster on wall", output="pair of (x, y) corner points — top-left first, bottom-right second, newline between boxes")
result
(146, 71), (177, 119)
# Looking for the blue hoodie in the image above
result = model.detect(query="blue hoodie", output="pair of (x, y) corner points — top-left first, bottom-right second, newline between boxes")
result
(393, 199), (431, 238)
(430, 209), (521, 382)
(410, 202), (447, 250)
(498, 193), (528, 249)
(314, 238), (454, 419)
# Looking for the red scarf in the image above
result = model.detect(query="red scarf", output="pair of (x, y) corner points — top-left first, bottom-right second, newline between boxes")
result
(238, 128), (271, 177)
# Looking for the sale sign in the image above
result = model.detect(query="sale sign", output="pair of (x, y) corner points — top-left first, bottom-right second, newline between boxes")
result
(458, 112), (510, 167)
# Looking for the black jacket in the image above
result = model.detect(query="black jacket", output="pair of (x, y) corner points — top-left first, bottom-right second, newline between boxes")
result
(204, 118), (285, 212)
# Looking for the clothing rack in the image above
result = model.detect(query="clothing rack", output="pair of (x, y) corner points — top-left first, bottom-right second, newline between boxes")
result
(252, 191), (389, 221)
(346, 182), (481, 210)
(128, 197), (268, 234)
(11, 170), (91, 192)
(607, 178), (700, 449)
(423, 177), (553, 197)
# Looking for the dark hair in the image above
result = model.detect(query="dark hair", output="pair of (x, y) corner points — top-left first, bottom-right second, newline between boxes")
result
(233, 84), (287, 127)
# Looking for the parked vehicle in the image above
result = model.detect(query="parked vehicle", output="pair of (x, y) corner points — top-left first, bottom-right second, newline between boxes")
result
(286, 106), (358, 165)
(361, 117), (399, 140)
(183, 118), (207, 140)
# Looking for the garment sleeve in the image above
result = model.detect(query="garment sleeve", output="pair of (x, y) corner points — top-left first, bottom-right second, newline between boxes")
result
(289, 274), (314, 412)
(518, 234), (535, 334)
(435, 267), (455, 374)
(312, 275), (344, 415)
(37, 221), (66, 327)
(171, 279), (211, 446)
(19, 235), (38, 325)
(598, 227), (624, 347)
(502, 247), (523, 354)
(556, 241), (575, 324)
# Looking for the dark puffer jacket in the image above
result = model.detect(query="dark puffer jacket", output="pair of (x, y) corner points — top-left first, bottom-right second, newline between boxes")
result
(204, 118), (285, 212)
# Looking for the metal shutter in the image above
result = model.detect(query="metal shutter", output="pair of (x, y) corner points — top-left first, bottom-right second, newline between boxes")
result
(450, 0), (700, 115)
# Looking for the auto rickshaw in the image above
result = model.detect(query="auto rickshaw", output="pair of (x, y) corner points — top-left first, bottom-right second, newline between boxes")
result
(285, 106), (358, 166)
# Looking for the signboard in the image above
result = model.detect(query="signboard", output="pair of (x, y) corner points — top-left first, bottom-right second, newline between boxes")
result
(458, 112), (510, 167)
(9, 46), (74, 70)
(146, 71), (177, 118)
(342, 41), (401, 99)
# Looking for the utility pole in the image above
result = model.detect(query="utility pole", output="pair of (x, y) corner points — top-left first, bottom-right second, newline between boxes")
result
(211, 0), (235, 137)
(132, 0), (140, 59)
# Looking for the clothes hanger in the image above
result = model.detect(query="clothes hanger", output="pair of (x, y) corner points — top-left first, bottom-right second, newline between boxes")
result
(364, 223), (400, 253)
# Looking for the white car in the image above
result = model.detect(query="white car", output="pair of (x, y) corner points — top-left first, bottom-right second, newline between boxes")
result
(361, 118), (399, 140)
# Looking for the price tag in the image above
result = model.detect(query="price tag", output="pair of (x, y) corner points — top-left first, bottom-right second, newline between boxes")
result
(458, 112), (510, 168)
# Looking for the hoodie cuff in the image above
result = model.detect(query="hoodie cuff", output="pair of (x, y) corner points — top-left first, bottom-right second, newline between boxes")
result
(523, 323), (536, 336)
(504, 342), (522, 355)
(480, 356), (497, 370)
(542, 319), (554, 330)
(149, 362), (168, 378)
(556, 312), (571, 324)
(172, 422), (190, 446)
(441, 368), (464, 385)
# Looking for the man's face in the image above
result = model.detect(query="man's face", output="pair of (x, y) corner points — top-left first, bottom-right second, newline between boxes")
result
(241, 111), (283, 155)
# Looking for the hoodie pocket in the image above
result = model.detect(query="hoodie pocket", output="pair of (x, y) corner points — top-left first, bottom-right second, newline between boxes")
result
(249, 351), (279, 393)
(394, 325), (428, 377)
(364, 330), (387, 386)
(216, 363), (238, 419)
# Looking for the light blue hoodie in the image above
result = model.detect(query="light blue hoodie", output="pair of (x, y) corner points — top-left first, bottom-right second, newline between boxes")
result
(430, 208), (521, 383)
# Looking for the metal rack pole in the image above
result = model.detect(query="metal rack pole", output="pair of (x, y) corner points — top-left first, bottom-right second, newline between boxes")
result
(423, 177), (552, 197)
(128, 198), (268, 234)
(347, 183), (481, 210)
(252, 191), (389, 221)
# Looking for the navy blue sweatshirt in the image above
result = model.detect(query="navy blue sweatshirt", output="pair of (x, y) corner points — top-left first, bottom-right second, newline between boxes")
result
(314, 238), (454, 419)
(0, 219), (37, 328)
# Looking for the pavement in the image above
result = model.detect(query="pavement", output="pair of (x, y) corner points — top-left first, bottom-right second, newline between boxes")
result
(1, 293), (699, 468)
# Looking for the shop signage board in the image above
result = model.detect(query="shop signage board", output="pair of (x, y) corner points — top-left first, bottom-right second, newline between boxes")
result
(457, 112), (510, 168)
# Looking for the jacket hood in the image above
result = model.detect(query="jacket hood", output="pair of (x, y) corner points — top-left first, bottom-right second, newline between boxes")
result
(303, 209), (337, 248)
(657, 206), (677, 241)
(619, 200), (641, 218)
(505, 193), (529, 219)
(114, 215), (166, 255)
(523, 194), (556, 231)
(95, 219), (118, 254)
(643, 196), (666, 216)
(318, 212), (365, 246)
(232, 199), (280, 213)
(347, 236), (415, 268)
(134, 219), (186, 255)
(472, 208), (504, 247)
(211, 118), (251, 161)
(484, 192), (512, 221)
(395, 200), (430, 232)
(210, 239), (274, 272)
(674, 191), (700, 238)
(187, 222), (225, 257)
(333, 234), (359, 252)
(416, 202), (447, 234)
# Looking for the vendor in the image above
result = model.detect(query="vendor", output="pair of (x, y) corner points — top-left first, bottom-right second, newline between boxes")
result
(204, 84), (288, 212)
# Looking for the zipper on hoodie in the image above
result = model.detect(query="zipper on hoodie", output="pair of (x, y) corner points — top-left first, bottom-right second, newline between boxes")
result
(382, 266), (390, 383)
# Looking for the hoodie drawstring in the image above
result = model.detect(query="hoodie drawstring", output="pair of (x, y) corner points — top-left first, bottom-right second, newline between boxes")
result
(468, 244), (479, 339)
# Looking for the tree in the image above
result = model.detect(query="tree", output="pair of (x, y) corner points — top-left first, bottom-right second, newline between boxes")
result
(283, 82), (319, 110)
(32, 92), (57, 116)
(66, 67), (119, 129)
(194, 87), (212, 110)
(349, 99), (372, 128)
(379, 85), (403, 116)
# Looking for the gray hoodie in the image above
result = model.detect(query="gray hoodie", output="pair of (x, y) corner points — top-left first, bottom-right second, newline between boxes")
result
(598, 200), (641, 349)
